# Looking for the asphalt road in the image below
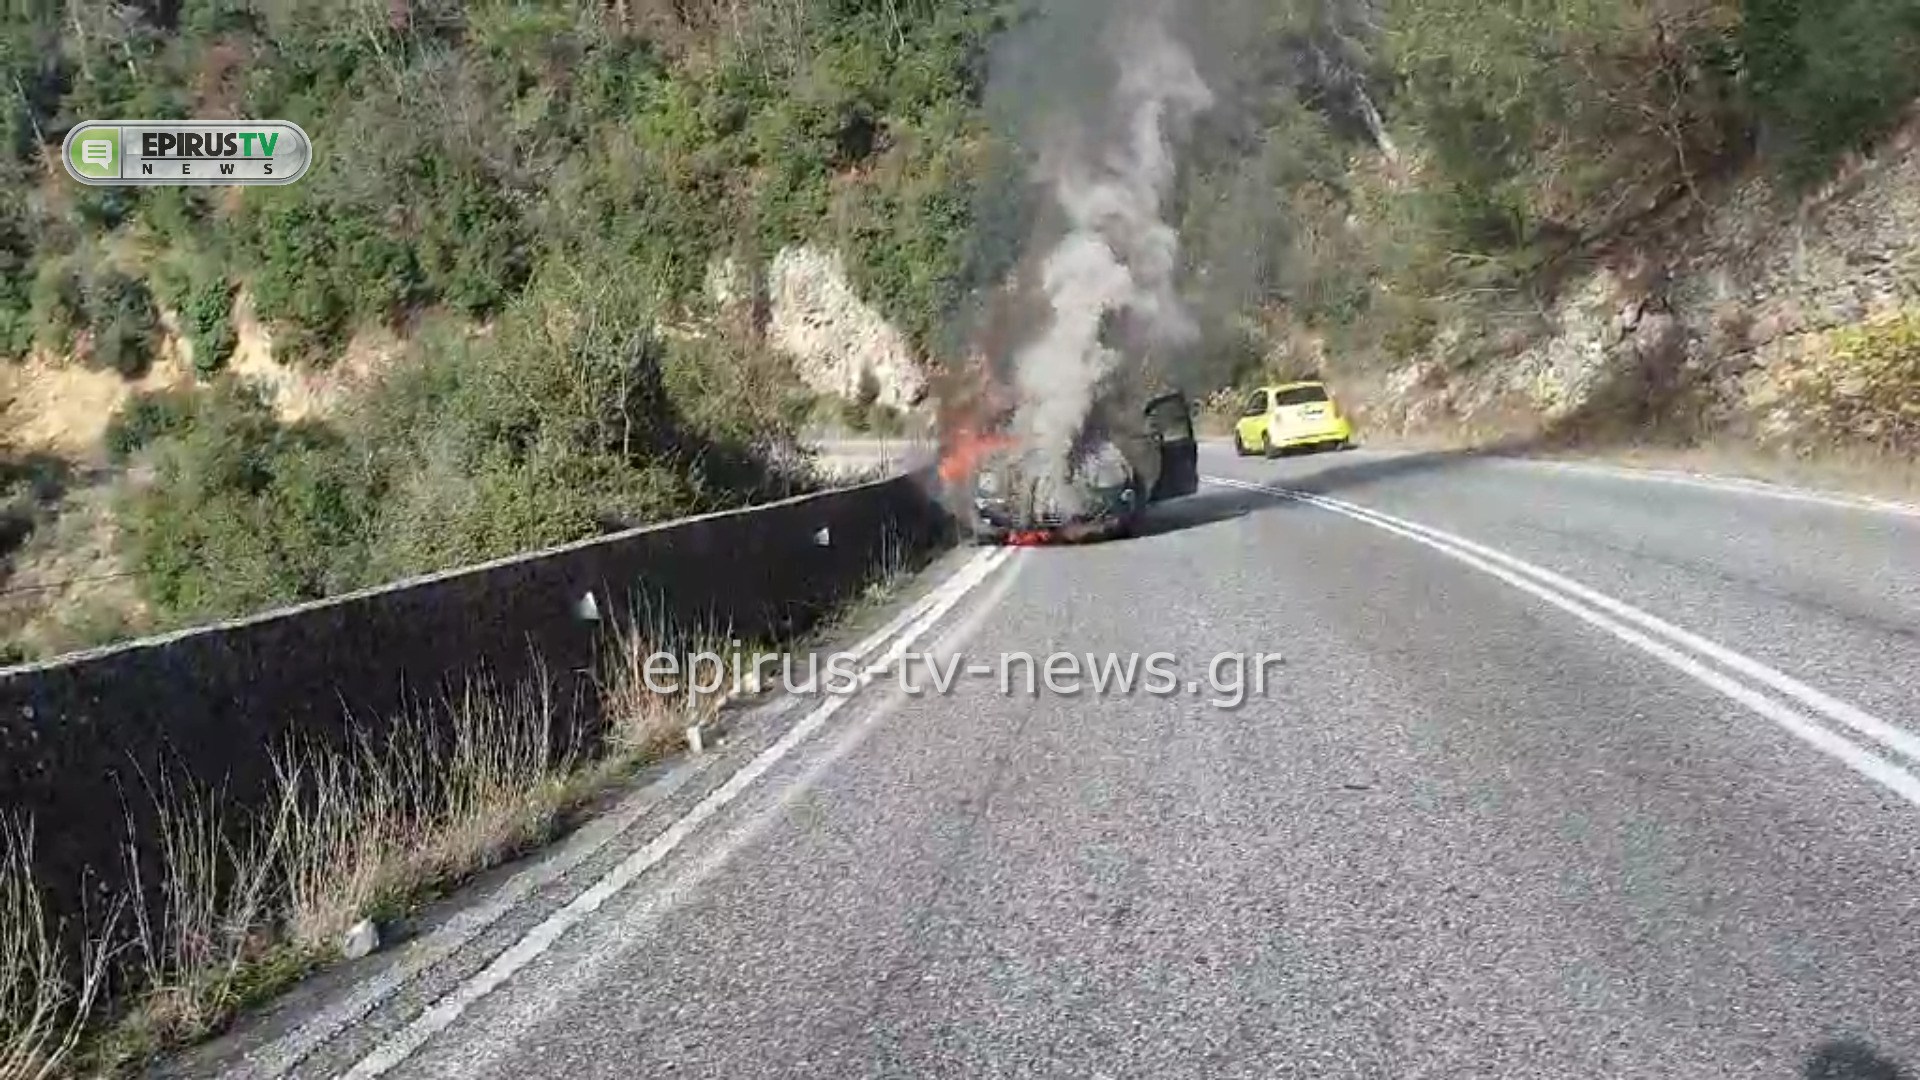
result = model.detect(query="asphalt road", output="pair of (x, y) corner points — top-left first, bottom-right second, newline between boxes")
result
(213, 443), (1920, 1080)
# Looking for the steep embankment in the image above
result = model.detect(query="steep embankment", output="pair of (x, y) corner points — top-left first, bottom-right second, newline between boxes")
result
(1361, 115), (1920, 481)
(0, 1), (993, 660)
(0, 239), (931, 660)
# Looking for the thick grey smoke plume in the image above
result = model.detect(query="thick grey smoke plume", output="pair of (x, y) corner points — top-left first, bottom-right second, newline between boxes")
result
(984, 0), (1216, 513)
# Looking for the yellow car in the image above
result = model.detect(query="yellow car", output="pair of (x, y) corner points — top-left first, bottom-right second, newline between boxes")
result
(1231, 380), (1355, 457)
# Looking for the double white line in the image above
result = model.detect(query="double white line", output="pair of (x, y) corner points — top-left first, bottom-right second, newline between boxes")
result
(278, 546), (1019, 1080)
(1207, 475), (1920, 809)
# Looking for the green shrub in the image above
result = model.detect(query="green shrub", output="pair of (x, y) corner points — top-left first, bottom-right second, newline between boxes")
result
(105, 388), (198, 464)
(1784, 309), (1920, 450)
(339, 266), (809, 586)
(29, 257), (83, 353)
(80, 268), (162, 378)
(29, 260), (163, 375)
(121, 380), (378, 625)
(181, 274), (237, 378)
(1741, 0), (1920, 180)
(237, 193), (422, 363)
(412, 162), (531, 317)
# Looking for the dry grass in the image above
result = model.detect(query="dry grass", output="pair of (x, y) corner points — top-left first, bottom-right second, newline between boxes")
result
(599, 609), (770, 757)
(853, 527), (918, 611)
(0, 353), (190, 465)
(0, 819), (117, 1080)
(273, 671), (570, 955)
(0, 532), (933, 1076)
(596, 528), (924, 742)
(1778, 308), (1920, 454)
(104, 770), (293, 1061)
(84, 666), (586, 1074)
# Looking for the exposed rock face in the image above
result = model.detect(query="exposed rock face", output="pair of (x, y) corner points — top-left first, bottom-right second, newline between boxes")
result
(741, 245), (927, 413)
(1370, 116), (1920, 452)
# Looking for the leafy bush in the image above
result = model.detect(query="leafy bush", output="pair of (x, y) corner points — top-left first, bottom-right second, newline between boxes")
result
(105, 388), (199, 464)
(412, 161), (531, 317)
(112, 247), (821, 628)
(1784, 309), (1920, 451)
(236, 193), (421, 363)
(1387, 0), (1745, 252)
(79, 268), (162, 378)
(120, 380), (377, 626)
(180, 275), (237, 378)
(29, 258), (83, 353)
(23, 256), (163, 374)
(149, 252), (238, 376)
(0, 196), (35, 358)
(1740, 0), (1920, 181)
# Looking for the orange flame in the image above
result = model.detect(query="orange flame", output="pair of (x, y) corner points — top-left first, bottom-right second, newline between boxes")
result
(934, 351), (1019, 489)
(938, 426), (1015, 487)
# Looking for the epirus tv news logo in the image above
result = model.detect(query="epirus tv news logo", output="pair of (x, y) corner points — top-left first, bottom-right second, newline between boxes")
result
(62, 120), (311, 186)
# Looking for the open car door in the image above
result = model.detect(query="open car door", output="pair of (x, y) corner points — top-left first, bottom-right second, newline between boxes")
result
(1144, 391), (1199, 501)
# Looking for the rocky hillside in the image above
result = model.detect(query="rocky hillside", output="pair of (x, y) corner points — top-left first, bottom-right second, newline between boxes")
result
(1360, 113), (1920, 461)
(1167, 0), (1920, 494)
(0, 236), (927, 659)
(0, 0), (994, 659)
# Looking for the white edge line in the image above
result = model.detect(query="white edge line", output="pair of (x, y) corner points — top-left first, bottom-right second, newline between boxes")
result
(410, 550), (1032, 1066)
(1293, 487), (1920, 769)
(1486, 456), (1920, 520)
(238, 755), (715, 1079)
(338, 546), (1015, 1079)
(248, 546), (1000, 1079)
(1204, 476), (1920, 808)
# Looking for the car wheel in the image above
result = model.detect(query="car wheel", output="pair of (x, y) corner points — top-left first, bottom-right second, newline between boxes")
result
(1233, 431), (1251, 457)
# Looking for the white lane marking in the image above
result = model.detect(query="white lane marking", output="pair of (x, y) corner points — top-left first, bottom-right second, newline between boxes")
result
(398, 552), (1033, 1077)
(1219, 478), (1920, 769)
(1501, 457), (1920, 520)
(240, 757), (715, 1079)
(1199, 436), (1920, 519)
(243, 547), (1001, 1079)
(339, 546), (1015, 1079)
(1207, 476), (1920, 809)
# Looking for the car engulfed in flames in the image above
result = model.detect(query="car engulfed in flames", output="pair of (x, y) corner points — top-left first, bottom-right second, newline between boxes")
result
(968, 433), (1147, 546)
(933, 359), (1200, 547)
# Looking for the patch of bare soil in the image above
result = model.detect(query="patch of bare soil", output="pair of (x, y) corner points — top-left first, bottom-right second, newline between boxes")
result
(224, 289), (407, 422)
(0, 479), (149, 661)
(0, 348), (193, 464)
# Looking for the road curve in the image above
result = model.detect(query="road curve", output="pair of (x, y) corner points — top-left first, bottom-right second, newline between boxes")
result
(217, 443), (1920, 1080)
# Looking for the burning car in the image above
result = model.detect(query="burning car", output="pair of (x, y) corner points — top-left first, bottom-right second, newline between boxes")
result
(959, 390), (1198, 545)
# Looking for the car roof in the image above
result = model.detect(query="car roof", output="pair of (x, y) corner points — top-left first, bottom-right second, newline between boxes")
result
(1260, 380), (1327, 391)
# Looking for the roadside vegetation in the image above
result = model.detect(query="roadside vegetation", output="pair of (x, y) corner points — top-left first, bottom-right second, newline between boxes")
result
(1172, 0), (1920, 437)
(0, 525), (925, 1078)
(0, 0), (1000, 658)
